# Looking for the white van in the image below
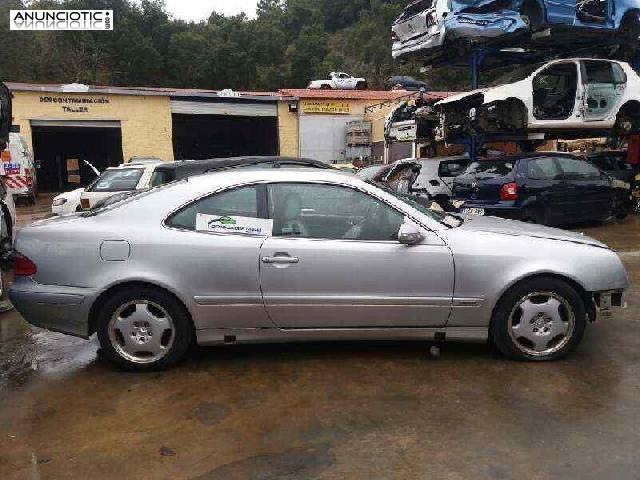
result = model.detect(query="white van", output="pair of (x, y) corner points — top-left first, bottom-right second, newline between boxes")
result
(1, 132), (36, 202)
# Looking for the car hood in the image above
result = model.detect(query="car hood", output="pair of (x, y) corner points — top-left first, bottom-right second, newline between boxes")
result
(457, 215), (609, 248)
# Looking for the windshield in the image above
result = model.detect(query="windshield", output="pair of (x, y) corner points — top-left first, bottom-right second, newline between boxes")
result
(486, 62), (544, 87)
(88, 168), (144, 192)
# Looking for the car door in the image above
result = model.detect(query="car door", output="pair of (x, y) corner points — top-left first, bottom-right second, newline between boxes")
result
(259, 182), (454, 329)
(164, 184), (273, 329)
(531, 61), (581, 127)
(520, 157), (566, 225)
(556, 156), (613, 222)
(333, 73), (352, 89)
(581, 61), (626, 123)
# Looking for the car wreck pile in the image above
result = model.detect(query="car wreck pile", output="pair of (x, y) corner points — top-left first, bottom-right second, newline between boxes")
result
(389, 0), (640, 142)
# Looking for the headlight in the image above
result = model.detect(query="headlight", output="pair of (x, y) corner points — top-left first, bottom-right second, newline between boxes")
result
(52, 198), (68, 207)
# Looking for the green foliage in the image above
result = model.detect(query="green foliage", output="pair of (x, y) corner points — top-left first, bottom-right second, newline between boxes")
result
(0, 0), (465, 91)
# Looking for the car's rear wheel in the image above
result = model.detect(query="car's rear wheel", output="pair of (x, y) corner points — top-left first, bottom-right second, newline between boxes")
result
(490, 277), (586, 361)
(320, 84), (332, 90)
(96, 287), (194, 371)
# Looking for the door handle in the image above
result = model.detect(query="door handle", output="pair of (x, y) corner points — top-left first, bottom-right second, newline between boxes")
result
(261, 255), (300, 265)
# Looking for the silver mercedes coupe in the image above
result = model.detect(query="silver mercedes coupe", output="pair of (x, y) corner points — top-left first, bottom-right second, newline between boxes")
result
(10, 167), (629, 370)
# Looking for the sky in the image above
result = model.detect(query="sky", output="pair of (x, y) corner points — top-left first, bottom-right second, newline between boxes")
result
(163, 0), (258, 21)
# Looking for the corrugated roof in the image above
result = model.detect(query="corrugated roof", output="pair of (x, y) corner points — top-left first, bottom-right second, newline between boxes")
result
(278, 89), (455, 101)
(5, 82), (455, 102)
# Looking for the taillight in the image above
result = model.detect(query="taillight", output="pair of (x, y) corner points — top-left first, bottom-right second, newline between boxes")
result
(81, 198), (90, 210)
(500, 182), (518, 201)
(14, 253), (37, 276)
(391, 31), (398, 41)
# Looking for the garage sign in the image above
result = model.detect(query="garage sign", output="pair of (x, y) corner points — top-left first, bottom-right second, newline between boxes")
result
(302, 101), (351, 114)
(196, 214), (273, 237)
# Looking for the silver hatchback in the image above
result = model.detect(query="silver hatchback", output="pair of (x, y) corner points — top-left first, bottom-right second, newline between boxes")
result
(10, 167), (628, 370)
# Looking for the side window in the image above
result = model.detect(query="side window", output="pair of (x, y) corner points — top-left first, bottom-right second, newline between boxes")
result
(612, 64), (627, 85)
(527, 158), (562, 180)
(268, 183), (404, 242)
(584, 61), (615, 85)
(167, 186), (259, 231)
(557, 158), (602, 181)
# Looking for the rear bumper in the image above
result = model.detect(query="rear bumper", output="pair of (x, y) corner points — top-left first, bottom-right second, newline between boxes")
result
(9, 278), (95, 338)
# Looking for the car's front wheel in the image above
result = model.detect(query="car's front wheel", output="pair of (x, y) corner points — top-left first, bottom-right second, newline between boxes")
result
(490, 277), (586, 361)
(96, 286), (194, 371)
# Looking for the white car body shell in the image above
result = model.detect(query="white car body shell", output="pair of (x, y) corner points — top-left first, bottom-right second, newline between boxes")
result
(308, 72), (367, 90)
(437, 59), (640, 132)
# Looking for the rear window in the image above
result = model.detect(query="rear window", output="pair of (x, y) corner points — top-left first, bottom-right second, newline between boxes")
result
(88, 168), (144, 192)
(463, 161), (515, 177)
(398, 0), (434, 20)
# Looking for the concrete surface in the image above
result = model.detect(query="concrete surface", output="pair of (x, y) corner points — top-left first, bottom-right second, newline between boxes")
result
(1, 201), (639, 480)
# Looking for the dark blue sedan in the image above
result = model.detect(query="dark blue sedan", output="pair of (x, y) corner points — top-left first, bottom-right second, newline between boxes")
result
(452, 153), (614, 226)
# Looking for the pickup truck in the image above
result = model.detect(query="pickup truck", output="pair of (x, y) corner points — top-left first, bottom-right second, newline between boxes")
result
(308, 72), (368, 90)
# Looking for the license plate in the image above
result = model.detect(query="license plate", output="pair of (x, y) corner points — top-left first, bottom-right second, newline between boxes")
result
(462, 208), (485, 216)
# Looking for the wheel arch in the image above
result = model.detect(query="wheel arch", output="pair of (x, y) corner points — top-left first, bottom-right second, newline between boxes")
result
(490, 272), (595, 326)
(619, 8), (640, 29)
(517, 0), (547, 26)
(88, 280), (195, 336)
(617, 100), (640, 118)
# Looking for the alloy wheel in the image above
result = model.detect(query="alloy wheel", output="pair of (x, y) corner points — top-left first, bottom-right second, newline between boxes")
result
(508, 291), (576, 358)
(108, 300), (176, 364)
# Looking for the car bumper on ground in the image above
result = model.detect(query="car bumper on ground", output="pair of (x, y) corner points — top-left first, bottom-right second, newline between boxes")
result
(9, 278), (94, 338)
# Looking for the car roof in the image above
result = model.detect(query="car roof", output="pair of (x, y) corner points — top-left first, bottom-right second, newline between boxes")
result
(154, 156), (331, 180)
(479, 152), (582, 162)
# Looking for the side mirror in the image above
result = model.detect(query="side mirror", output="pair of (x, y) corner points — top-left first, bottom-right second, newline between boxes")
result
(398, 219), (425, 246)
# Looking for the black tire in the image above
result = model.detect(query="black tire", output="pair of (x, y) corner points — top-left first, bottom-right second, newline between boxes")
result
(490, 277), (587, 361)
(355, 81), (367, 90)
(320, 84), (332, 90)
(620, 13), (640, 43)
(520, 2), (544, 31)
(96, 286), (194, 371)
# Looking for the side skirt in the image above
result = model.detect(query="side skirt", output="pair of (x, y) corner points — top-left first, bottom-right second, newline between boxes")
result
(196, 326), (488, 346)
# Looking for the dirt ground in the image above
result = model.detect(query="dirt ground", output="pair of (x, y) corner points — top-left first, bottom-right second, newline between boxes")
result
(1, 197), (639, 480)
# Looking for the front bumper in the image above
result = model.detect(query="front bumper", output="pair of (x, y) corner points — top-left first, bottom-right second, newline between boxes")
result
(9, 277), (95, 338)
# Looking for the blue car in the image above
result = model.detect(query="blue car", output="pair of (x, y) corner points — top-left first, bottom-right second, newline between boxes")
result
(392, 0), (640, 63)
(452, 153), (615, 225)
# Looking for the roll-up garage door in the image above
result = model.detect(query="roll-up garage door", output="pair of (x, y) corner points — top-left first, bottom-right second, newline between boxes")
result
(170, 100), (277, 117)
(299, 114), (363, 163)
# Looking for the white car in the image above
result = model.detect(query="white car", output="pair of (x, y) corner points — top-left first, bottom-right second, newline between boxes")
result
(308, 72), (367, 90)
(437, 58), (640, 141)
(79, 161), (162, 211)
(51, 160), (101, 215)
